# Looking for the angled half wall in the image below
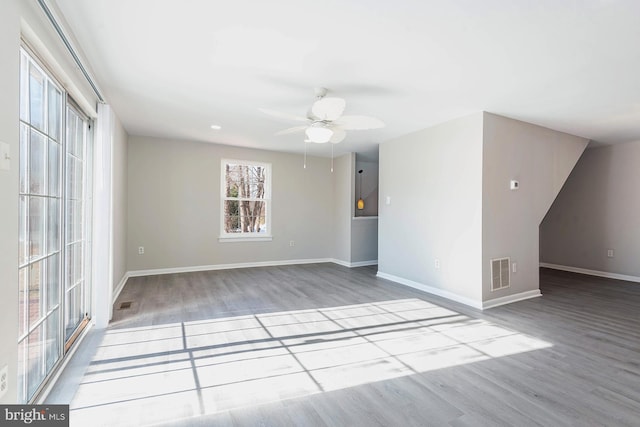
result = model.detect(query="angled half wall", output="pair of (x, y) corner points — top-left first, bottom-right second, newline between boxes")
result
(481, 113), (589, 306)
(377, 112), (588, 309)
(540, 140), (640, 281)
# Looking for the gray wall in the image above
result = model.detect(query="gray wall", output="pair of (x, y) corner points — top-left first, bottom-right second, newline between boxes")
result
(352, 157), (378, 262)
(482, 113), (588, 302)
(355, 158), (378, 217)
(331, 153), (378, 265)
(378, 113), (484, 303)
(112, 115), (128, 289)
(378, 112), (588, 307)
(351, 218), (378, 263)
(331, 153), (353, 264)
(540, 141), (640, 277)
(0, 0), (101, 403)
(127, 136), (334, 271)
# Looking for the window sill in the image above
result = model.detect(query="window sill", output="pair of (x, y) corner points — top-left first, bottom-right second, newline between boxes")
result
(218, 235), (273, 243)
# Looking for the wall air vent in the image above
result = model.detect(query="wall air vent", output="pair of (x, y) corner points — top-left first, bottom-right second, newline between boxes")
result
(491, 257), (510, 291)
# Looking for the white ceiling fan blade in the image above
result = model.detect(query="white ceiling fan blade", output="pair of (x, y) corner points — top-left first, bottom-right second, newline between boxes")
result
(334, 115), (385, 130)
(259, 108), (309, 123)
(311, 97), (346, 121)
(329, 128), (346, 144)
(275, 126), (307, 136)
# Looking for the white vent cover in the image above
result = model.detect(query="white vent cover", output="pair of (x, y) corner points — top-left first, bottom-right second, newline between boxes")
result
(491, 257), (510, 291)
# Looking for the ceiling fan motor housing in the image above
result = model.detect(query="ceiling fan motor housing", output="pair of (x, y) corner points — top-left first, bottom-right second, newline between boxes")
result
(262, 87), (385, 144)
(314, 87), (329, 98)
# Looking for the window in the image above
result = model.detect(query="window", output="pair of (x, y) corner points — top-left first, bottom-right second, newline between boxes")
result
(220, 160), (271, 241)
(18, 47), (63, 404)
(18, 47), (92, 403)
(63, 104), (92, 342)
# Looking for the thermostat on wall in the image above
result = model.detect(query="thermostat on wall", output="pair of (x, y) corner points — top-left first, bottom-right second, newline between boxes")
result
(510, 180), (519, 190)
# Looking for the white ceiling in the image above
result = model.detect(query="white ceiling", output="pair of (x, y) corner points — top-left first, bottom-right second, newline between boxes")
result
(54, 0), (640, 159)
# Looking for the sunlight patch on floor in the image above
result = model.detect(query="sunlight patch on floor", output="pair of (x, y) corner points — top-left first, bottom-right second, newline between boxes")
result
(69, 299), (551, 426)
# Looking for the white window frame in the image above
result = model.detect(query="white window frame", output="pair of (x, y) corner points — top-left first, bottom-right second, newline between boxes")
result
(219, 159), (272, 242)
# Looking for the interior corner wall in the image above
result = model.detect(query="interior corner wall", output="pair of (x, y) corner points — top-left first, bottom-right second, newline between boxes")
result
(90, 104), (128, 324)
(126, 136), (333, 271)
(355, 158), (379, 217)
(111, 113), (128, 292)
(378, 113), (484, 304)
(481, 113), (589, 302)
(331, 153), (353, 264)
(540, 141), (640, 278)
(351, 156), (379, 263)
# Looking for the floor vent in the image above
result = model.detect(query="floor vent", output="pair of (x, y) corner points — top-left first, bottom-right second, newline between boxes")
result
(118, 301), (132, 310)
(491, 258), (510, 291)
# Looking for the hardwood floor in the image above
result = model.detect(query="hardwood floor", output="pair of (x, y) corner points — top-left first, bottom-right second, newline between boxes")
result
(49, 264), (640, 426)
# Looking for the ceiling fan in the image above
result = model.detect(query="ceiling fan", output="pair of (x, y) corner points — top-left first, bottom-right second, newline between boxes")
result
(260, 87), (385, 144)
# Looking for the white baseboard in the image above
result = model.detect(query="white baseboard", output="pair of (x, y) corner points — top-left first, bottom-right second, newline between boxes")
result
(376, 271), (542, 310)
(127, 258), (334, 278)
(330, 259), (378, 268)
(112, 273), (130, 304)
(376, 271), (483, 310)
(330, 258), (351, 268)
(481, 290), (542, 309)
(127, 258), (377, 280)
(350, 260), (378, 267)
(540, 263), (640, 283)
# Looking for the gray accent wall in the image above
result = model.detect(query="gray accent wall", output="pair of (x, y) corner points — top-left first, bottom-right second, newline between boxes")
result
(482, 113), (589, 302)
(355, 158), (378, 217)
(351, 156), (378, 264)
(540, 141), (640, 278)
(332, 153), (379, 265)
(127, 136), (334, 271)
(378, 113), (485, 303)
(351, 218), (378, 263)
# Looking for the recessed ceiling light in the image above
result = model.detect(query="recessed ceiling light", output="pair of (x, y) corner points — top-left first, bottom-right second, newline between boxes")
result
(210, 124), (222, 130)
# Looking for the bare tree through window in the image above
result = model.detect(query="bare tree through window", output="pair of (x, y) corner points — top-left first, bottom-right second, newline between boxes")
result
(222, 161), (270, 234)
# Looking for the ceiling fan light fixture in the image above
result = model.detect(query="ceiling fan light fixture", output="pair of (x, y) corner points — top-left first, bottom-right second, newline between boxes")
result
(262, 87), (385, 145)
(305, 125), (333, 143)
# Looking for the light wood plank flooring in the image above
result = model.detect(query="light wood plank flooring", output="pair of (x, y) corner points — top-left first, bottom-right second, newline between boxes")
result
(49, 264), (640, 426)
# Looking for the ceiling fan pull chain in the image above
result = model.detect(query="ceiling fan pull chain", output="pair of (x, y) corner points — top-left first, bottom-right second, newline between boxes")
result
(331, 144), (334, 172)
(303, 141), (307, 169)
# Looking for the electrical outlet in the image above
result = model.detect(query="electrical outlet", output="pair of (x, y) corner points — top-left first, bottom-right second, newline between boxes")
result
(435, 259), (440, 269)
(289, 240), (295, 247)
(607, 249), (614, 258)
(138, 246), (144, 255)
(0, 365), (8, 399)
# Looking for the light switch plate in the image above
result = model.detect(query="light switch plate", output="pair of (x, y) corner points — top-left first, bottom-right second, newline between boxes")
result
(0, 141), (10, 171)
